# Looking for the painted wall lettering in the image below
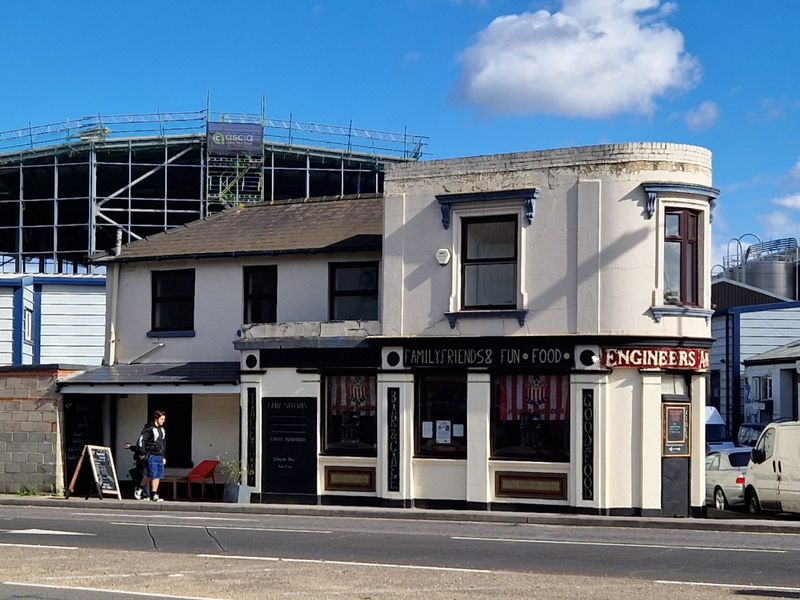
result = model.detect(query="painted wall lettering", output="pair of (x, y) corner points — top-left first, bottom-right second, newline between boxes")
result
(603, 347), (708, 370)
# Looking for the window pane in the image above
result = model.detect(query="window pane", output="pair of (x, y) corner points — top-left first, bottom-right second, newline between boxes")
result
(333, 296), (378, 320)
(466, 221), (515, 259)
(323, 374), (377, 455)
(492, 375), (570, 462)
(464, 263), (516, 307)
(685, 242), (696, 304)
(152, 270), (194, 331)
(244, 266), (277, 323)
(663, 241), (681, 303)
(665, 213), (680, 237)
(416, 374), (467, 458)
(335, 265), (377, 292)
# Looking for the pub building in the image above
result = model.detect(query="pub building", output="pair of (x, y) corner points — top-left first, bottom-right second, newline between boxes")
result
(237, 143), (718, 517)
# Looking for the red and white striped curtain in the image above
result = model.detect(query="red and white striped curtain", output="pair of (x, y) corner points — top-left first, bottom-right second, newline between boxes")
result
(327, 375), (377, 416)
(496, 375), (570, 421)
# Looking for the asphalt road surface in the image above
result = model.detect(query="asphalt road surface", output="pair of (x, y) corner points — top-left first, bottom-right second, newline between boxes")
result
(0, 504), (799, 599)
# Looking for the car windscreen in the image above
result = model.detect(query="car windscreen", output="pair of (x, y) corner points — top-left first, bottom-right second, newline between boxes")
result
(737, 425), (765, 446)
(706, 424), (729, 442)
(728, 451), (751, 467)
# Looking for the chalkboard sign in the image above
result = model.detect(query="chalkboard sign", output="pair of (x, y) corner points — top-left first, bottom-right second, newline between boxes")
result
(63, 396), (103, 486)
(66, 445), (121, 500)
(262, 397), (317, 494)
(662, 404), (691, 457)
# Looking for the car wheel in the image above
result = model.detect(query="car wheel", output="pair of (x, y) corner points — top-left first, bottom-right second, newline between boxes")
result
(746, 488), (760, 515)
(714, 487), (728, 511)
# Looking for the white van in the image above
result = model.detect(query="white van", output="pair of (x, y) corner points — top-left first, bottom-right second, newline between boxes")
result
(705, 406), (735, 452)
(744, 421), (800, 514)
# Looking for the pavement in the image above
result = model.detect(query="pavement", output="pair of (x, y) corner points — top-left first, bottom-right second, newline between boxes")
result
(2, 494), (800, 534)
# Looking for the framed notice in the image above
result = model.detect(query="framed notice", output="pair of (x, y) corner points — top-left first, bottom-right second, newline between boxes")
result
(662, 404), (690, 457)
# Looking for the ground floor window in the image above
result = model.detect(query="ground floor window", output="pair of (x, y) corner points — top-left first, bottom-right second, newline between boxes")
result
(491, 374), (570, 462)
(415, 373), (467, 459)
(322, 374), (377, 455)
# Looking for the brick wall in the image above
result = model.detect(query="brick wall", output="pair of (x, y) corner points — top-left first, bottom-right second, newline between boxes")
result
(0, 368), (74, 495)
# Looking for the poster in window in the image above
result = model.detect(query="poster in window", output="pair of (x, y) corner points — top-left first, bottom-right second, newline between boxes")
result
(422, 421), (433, 439)
(453, 424), (464, 438)
(436, 420), (452, 444)
(662, 404), (690, 457)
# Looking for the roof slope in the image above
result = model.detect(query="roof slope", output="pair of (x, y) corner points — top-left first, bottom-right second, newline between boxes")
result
(99, 195), (383, 263)
(744, 339), (800, 365)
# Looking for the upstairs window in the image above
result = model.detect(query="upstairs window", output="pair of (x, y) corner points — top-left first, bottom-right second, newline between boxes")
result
(329, 262), (379, 320)
(243, 265), (277, 324)
(461, 216), (517, 309)
(664, 209), (698, 305)
(151, 269), (195, 332)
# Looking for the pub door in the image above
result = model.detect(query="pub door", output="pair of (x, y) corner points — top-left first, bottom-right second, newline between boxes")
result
(261, 397), (317, 502)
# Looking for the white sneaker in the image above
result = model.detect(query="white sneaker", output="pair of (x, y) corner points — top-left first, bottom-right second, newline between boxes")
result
(150, 494), (163, 502)
(134, 486), (143, 500)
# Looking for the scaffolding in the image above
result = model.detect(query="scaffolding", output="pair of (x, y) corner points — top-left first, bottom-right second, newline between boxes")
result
(0, 110), (427, 274)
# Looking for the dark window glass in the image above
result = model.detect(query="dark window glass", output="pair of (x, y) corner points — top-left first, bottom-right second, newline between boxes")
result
(243, 266), (277, 324)
(151, 269), (194, 331)
(491, 374), (570, 462)
(663, 209), (699, 305)
(462, 216), (517, 309)
(415, 373), (467, 459)
(728, 451), (751, 468)
(329, 262), (379, 320)
(322, 374), (377, 456)
(146, 395), (193, 468)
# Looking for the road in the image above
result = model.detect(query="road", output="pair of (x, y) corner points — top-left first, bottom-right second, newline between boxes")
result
(0, 504), (799, 599)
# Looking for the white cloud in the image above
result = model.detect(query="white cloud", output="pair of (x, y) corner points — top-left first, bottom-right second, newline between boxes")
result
(758, 210), (800, 239)
(773, 193), (800, 210)
(789, 159), (800, 182)
(453, 0), (700, 118)
(684, 100), (719, 131)
(403, 51), (422, 64)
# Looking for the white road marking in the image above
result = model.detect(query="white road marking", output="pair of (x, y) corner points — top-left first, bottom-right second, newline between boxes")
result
(198, 553), (492, 573)
(0, 542), (78, 550)
(41, 567), (271, 581)
(0, 528), (94, 536)
(1, 582), (220, 599)
(657, 580), (800, 593)
(111, 522), (331, 533)
(452, 536), (788, 553)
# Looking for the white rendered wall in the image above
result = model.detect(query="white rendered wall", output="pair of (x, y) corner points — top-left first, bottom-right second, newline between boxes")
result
(383, 143), (714, 340)
(111, 252), (379, 364)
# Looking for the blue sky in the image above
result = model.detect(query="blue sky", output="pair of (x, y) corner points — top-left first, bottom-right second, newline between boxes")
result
(3, 1), (799, 266)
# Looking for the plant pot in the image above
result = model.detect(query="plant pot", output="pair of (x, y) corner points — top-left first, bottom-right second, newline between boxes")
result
(223, 483), (253, 503)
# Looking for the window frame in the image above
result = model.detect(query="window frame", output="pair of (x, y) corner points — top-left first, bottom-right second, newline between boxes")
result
(150, 269), (195, 333)
(321, 373), (378, 457)
(663, 208), (699, 306)
(243, 265), (277, 324)
(328, 261), (379, 321)
(460, 215), (518, 310)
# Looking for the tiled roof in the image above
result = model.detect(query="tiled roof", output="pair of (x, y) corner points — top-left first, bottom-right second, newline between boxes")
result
(98, 195), (383, 263)
(59, 362), (240, 386)
(744, 340), (800, 365)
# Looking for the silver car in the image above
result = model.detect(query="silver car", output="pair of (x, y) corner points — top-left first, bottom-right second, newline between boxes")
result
(705, 448), (750, 510)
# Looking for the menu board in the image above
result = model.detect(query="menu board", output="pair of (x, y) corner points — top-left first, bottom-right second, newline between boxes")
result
(662, 404), (691, 457)
(63, 396), (103, 485)
(66, 445), (121, 499)
(262, 398), (317, 495)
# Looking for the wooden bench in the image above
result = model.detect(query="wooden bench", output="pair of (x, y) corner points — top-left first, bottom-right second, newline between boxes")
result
(160, 460), (220, 500)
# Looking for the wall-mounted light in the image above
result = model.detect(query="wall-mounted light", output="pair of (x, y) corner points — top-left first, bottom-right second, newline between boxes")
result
(435, 248), (451, 265)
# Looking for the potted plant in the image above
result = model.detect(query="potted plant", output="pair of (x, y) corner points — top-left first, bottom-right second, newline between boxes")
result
(217, 454), (252, 503)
